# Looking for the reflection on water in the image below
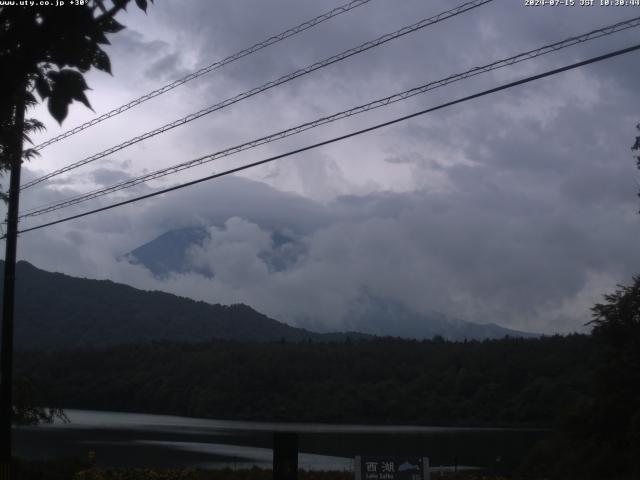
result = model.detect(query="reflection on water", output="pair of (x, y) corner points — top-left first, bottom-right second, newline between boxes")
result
(14, 409), (548, 473)
(136, 441), (354, 471)
(50, 410), (507, 434)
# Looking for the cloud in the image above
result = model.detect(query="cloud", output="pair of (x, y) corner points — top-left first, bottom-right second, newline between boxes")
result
(13, 167), (639, 336)
(187, 218), (273, 287)
(4, 0), (640, 337)
(91, 168), (133, 186)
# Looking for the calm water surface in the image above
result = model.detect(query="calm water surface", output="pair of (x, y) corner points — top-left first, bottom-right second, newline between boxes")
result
(15, 410), (547, 472)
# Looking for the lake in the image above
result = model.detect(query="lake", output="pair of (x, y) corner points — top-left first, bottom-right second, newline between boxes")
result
(14, 410), (547, 473)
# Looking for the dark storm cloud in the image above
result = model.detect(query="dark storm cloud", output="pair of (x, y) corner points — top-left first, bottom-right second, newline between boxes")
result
(146, 0), (639, 103)
(17, 164), (639, 334)
(144, 52), (192, 83)
(91, 168), (133, 186)
(8, 0), (640, 335)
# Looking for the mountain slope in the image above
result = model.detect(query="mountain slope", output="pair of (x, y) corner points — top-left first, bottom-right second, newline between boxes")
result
(124, 227), (539, 341)
(123, 227), (211, 277)
(343, 294), (538, 341)
(124, 225), (307, 278)
(2, 260), (536, 348)
(1, 261), (345, 350)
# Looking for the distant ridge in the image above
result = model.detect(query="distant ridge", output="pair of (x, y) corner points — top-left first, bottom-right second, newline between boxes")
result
(1, 260), (536, 349)
(0, 260), (365, 350)
(124, 226), (539, 341)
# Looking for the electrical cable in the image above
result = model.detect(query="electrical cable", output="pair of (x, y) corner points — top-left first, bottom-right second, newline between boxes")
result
(19, 15), (640, 219)
(32, 0), (376, 151)
(21, 0), (494, 190)
(11, 43), (640, 237)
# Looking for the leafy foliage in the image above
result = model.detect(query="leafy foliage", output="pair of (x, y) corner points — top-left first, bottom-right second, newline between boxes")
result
(521, 278), (640, 480)
(0, 106), (43, 202)
(12, 458), (89, 480)
(0, 0), (152, 426)
(633, 123), (640, 164)
(587, 278), (640, 478)
(516, 126), (640, 480)
(0, 0), (153, 199)
(11, 375), (66, 426)
(634, 123), (640, 210)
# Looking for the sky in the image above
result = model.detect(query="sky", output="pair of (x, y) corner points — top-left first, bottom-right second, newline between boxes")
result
(4, 0), (640, 335)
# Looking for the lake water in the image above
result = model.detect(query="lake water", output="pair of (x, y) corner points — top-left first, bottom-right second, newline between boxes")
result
(14, 410), (547, 473)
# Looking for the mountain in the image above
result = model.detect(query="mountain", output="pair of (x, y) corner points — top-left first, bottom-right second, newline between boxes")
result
(123, 225), (307, 278)
(123, 226), (211, 277)
(0, 261), (365, 350)
(124, 227), (539, 341)
(343, 293), (538, 341)
(0, 255), (535, 350)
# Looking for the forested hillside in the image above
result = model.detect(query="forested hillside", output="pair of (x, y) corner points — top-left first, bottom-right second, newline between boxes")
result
(1, 261), (362, 348)
(1, 261), (527, 348)
(16, 335), (593, 427)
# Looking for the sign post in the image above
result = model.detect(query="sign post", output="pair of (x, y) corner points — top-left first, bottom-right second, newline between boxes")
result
(273, 432), (298, 480)
(355, 456), (430, 480)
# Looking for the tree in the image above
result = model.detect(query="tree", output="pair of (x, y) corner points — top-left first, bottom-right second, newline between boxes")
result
(11, 375), (66, 426)
(556, 126), (640, 479)
(586, 278), (640, 478)
(555, 129), (640, 479)
(0, 0), (152, 471)
(517, 127), (640, 480)
(634, 123), (640, 168)
(635, 123), (640, 211)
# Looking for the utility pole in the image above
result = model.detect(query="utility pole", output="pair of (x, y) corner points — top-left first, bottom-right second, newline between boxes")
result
(0, 83), (25, 478)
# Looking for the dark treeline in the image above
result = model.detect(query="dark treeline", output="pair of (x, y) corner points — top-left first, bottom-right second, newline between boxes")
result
(16, 334), (592, 427)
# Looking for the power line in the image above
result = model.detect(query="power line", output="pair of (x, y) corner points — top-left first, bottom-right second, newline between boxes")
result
(21, 0), (494, 190)
(12, 43), (640, 238)
(32, 0), (375, 152)
(19, 15), (640, 219)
